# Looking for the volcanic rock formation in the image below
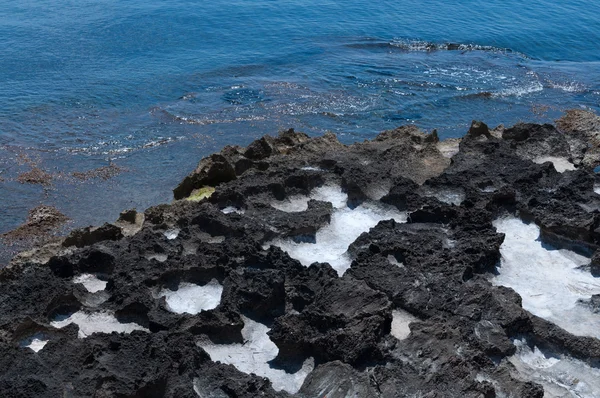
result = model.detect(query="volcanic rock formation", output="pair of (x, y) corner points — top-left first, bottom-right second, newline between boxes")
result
(3, 111), (600, 397)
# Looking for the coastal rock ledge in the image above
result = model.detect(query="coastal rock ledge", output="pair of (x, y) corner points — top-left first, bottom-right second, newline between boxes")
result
(3, 110), (600, 397)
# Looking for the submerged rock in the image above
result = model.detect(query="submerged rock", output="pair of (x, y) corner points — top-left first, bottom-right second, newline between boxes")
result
(3, 113), (600, 397)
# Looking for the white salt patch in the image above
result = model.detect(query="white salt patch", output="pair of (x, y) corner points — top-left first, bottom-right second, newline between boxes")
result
(146, 253), (168, 262)
(271, 195), (309, 212)
(480, 185), (497, 193)
(387, 254), (404, 267)
(491, 218), (600, 338)
(422, 187), (465, 205)
(50, 311), (148, 339)
(268, 202), (406, 276)
(26, 338), (48, 352)
(270, 184), (348, 213)
(391, 309), (418, 340)
(300, 166), (322, 171)
(158, 279), (223, 315)
(21, 334), (49, 352)
(199, 316), (314, 394)
(222, 206), (245, 214)
(164, 228), (180, 240)
(509, 339), (600, 398)
(207, 236), (225, 244)
(72, 274), (107, 293)
(534, 156), (576, 173)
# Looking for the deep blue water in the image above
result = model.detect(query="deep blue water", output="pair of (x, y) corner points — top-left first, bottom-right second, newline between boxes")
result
(1, 0), (599, 259)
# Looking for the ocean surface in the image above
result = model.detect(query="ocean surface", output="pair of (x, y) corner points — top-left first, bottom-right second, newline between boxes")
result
(1, 0), (599, 260)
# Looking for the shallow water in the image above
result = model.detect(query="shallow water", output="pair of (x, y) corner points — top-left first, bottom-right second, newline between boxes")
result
(1, 0), (599, 262)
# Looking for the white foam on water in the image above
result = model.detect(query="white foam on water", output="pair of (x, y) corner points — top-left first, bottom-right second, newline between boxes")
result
(508, 339), (600, 398)
(270, 184), (348, 213)
(422, 187), (465, 206)
(199, 316), (314, 394)
(50, 311), (149, 339)
(310, 185), (348, 209)
(222, 206), (245, 214)
(157, 279), (223, 315)
(391, 309), (418, 340)
(491, 218), (600, 338)
(534, 156), (576, 173)
(268, 201), (406, 276)
(72, 274), (107, 293)
(164, 228), (180, 240)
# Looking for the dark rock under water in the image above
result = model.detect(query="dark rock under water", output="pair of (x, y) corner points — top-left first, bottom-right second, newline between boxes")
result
(3, 111), (600, 397)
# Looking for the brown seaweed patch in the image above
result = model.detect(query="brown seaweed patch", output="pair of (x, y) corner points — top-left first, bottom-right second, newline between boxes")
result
(17, 167), (53, 185)
(1, 205), (69, 244)
(72, 163), (124, 181)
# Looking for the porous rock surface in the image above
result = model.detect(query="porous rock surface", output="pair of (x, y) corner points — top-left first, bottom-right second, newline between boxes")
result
(2, 115), (600, 397)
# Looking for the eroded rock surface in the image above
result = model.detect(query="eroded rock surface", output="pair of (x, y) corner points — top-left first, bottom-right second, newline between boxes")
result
(3, 117), (600, 397)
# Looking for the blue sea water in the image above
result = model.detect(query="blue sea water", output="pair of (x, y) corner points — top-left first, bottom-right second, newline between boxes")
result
(1, 0), (599, 259)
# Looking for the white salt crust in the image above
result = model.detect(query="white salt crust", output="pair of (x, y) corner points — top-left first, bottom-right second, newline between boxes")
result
(491, 217), (600, 339)
(50, 311), (148, 339)
(21, 334), (49, 352)
(199, 316), (314, 394)
(390, 309), (418, 340)
(157, 279), (223, 315)
(146, 253), (168, 262)
(422, 187), (465, 206)
(508, 339), (600, 398)
(387, 254), (404, 267)
(533, 156), (576, 173)
(268, 189), (406, 275)
(164, 228), (180, 240)
(222, 206), (245, 214)
(72, 274), (107, 293)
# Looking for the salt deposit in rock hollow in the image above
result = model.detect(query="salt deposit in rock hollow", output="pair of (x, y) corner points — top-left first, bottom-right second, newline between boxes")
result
(421, 186), (465, 206)
(20, 333), (49, 352)
(268, 201), (406, 276)
(157, 279), (223, 315)
(199, 316), (314, 394)
(491, 217), (600, 339)
(163, 228), (180, 240)
(390, 309), (418, 340)
(533, 156), (576, 173)
(50, 311), (149, 339)
(221, 206), (245, 214)
(72, 274), (107, 293)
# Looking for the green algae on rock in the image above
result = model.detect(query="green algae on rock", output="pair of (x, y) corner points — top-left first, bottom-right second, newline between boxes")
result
(186, 186), (216, 202)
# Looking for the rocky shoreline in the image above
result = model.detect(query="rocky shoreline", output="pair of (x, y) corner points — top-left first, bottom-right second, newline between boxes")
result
(2, 110), (600, 397)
